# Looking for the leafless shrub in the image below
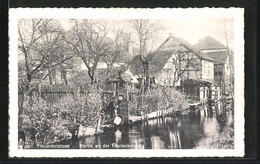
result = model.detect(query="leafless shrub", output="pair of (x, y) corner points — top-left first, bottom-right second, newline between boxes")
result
(20, 85), (104, 145)
(129, 87), (189, 115)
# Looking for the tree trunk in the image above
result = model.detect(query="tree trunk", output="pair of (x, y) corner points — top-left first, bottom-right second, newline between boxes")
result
(18, 93), (24, 115)
(62, 70), (68, 85)
(88, 70), (95, 84)
(22, 77), (32, 115)
(106, 64), (113, 82)
(48, 70), (53, 85)
(144, 62), (151, 94)
(82, 58), (96, 84)
(142, 61), (150, 94)
(140, 76), (145, 96)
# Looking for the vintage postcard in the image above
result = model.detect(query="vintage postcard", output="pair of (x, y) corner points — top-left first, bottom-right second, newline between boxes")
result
(9, 8), (244, 157)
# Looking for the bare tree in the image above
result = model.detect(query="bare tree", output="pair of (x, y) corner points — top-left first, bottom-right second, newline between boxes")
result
(208, 18), (234, 98)
(63, 19), (112, 84)
(18, 19), (74, 88)
(172, 52), (191, 83)
(101, 29), (130, 81)
(18, 18), (73, 114)
(41, 32), (75, 85)
(223, 18), (234, 100)
(18, 18), (51, 94)
(130, 19), (163, 94)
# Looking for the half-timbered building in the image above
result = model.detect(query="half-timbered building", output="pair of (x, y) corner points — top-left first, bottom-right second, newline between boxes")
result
(194, 36), (232, 95)
(129, 34), (216, 102)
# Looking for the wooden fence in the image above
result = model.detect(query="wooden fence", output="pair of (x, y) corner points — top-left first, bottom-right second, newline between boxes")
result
(40, 84), (77, 102)
(19, 83), (139, 103)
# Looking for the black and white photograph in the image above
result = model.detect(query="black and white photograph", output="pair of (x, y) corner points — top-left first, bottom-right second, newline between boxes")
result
(9, 8), (244, 157)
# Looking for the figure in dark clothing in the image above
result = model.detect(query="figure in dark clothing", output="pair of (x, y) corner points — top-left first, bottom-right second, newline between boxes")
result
(103, 97), (117, 124)
(116, 93), (129, 126)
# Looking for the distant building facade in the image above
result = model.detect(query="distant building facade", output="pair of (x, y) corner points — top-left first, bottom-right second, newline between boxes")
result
(194, 36), (232, 94)
(129, 34), (216, 102)
(148, 35), (215, 87)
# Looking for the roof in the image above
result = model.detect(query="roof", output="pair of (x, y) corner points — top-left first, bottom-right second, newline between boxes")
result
(204, 50), (229, 64)
(129, 36), (216, 75)
(95, 65), (130, 81)
(129, 50), (175, 75)
(115, 51), (134, 63)
(157, 35), (200, 53)
(149, 50), (175, 74)
(157, 36), (215, 61)
(128, 55), (144, 75)
(194, 36), (227, 50)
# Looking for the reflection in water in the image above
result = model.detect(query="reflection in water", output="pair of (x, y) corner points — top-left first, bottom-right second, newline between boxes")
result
(115, 130), (122, 144)
(77, 102), (233, 149)
(168, 130), (181, 149)
(129, 132), (145, 149)
(195, 117), (220, 149)
(151, 136), (165, 149)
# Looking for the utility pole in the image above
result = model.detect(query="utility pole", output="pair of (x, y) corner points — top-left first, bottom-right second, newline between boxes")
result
(224, 18), (233, 100)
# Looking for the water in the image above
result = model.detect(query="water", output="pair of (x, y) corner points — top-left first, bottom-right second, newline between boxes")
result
(75, 103), (234, 149)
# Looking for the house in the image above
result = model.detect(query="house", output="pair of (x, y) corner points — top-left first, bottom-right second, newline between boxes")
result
(129, 34), (215, 101)
(194, 36), (232, 94)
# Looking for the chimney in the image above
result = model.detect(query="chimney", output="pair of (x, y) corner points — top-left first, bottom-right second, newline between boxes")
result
(169, 33), (174, 37)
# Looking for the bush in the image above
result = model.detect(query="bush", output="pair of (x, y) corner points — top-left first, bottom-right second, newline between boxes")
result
(128, 87), (189, 115)
(128, 97), (139, 115)
(20, 85), (104, 145)
(58, 86), (103, 128)
(162, 87), (190, 113)
(22, 95), (56, 144)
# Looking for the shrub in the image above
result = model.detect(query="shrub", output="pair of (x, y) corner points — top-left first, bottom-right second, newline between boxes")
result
(128, 87), (189, 115)
(128, 97), (139, 115)
(162, 87), (190, 113)
(22, 95), (56, 144)
(20, 85), (104, 145)
(58, 86), (103, 128)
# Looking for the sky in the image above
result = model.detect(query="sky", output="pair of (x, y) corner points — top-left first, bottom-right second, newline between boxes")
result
(59, 18), (234, 71)
(160, 18), (233, 48)
(60, 18), (234, 51)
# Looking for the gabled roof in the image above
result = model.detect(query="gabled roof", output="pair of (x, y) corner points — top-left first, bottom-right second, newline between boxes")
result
(157, 35), (199, 53)
(194, 36), (227, 50)
(149, 50), (175, 74)
(129, 36), (216, 75)
(157, 35), (215, 61)
(129, 50), (176, 75)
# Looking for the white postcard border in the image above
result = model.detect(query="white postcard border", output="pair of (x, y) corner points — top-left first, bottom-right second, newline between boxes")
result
(9, 8), (244, 157)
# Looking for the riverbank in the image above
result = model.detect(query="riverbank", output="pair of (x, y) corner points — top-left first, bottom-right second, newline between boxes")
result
(29, 100), (234, 150)
(77, 102), (234, 149)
